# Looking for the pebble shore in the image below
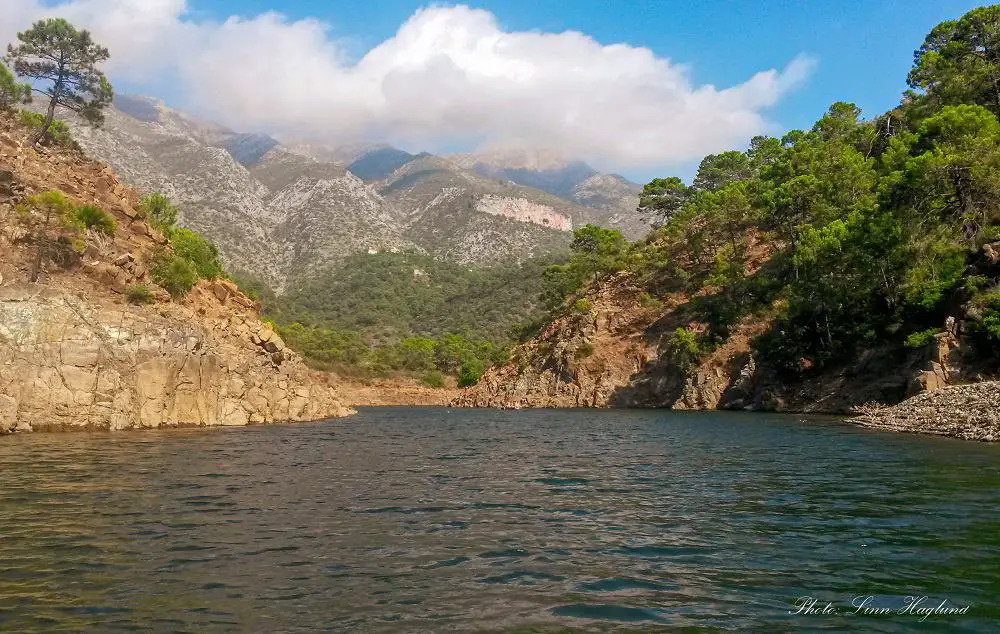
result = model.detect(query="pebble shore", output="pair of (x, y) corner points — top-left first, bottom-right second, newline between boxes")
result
(850, 382), (1000, 442)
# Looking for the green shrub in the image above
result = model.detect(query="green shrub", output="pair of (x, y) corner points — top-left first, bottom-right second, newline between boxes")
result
(575, 341), (595, 359)
(139, 193), (178, 232)
(638, 292), (663, 310)
(668, 327), (701, 373)
(420, 370), (446, 388)
(169, 228), (223, 279)
(573, 298), (593, 314)
(125, 284), (153, 305)
(904, 328), (939, 349)
(17, 110), (73, 146)
(150, 250), (200, 297)
(457, 358), (486, 387)
(73, 205), (117, 235)
(0, 63), (30, 111)
(399, 337), (437, 371)
(971, 293), (1000, 353)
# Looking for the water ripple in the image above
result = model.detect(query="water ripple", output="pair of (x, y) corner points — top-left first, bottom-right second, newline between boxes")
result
(1, 407), (999, 632)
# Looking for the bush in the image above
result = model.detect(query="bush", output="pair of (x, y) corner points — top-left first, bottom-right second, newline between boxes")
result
(575, 341), (595, 359)
(457, 358), (486, 387)
(73, 205), (117, 235)
(573, 298), (593, 314)
(970, 293), (1000, 354)
(668, 327), (701, 373)
(420, 370), (446, 388)
(150, 250), (200, 297)
(17, 110), (73, 146)
(170, 228), (223, 279)
(638, 292), (663, 310)
(399, 337), (437, 371)
(0, 63), (30, 111)
(139, 193), (178, 233)
(125, 284), (153, 305)
(904, 328), (939, 349)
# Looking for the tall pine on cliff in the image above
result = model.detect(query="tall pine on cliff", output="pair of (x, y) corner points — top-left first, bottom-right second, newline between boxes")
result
(5, 18), (113, 146)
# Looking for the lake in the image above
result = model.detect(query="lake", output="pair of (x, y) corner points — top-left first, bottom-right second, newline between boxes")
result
(1, 408), (998, 632)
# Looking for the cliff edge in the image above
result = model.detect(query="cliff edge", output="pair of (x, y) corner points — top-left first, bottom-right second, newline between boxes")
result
(0, 114), (353, 432)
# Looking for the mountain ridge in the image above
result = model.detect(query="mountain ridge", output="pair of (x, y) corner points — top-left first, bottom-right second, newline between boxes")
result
(61, 95), (647, 291)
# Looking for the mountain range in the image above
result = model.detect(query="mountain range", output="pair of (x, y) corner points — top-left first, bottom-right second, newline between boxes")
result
(63, 95), (647, 292)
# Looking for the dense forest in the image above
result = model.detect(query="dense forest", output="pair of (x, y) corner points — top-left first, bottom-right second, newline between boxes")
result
(540, 5), (1000, 380)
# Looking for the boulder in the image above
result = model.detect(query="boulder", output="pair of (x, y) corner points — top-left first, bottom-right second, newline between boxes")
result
(212, 279), (238, 303)
(984, 241), (1000, 265)
(113, 253), (135, 267)
(84, 261), (128, 293)
(0, 394), (18, 433)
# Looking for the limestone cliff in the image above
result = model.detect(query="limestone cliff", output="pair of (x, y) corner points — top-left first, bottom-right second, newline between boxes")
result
(0, 114), (352, 432)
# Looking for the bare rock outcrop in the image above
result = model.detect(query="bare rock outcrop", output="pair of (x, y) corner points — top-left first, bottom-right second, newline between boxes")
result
(454, 274), (658, 408)
(0, 284), (350, 432)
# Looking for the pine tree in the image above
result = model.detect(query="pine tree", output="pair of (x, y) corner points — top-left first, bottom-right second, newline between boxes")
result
(5, 18), (112, 147)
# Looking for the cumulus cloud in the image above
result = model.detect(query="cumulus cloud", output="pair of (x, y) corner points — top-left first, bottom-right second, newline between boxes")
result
(0, 1), (815, 172)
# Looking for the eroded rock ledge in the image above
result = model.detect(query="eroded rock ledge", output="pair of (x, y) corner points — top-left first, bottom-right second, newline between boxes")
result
(0, 284), (352, 433)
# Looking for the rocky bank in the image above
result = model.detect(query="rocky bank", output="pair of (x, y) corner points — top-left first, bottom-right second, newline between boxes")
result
(851, 382), (1000, 442)
(0, 114), (352, 432)
(454, 270), (998, 441)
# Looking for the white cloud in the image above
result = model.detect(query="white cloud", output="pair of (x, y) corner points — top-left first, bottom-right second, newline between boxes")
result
(0, 1), (815, 172)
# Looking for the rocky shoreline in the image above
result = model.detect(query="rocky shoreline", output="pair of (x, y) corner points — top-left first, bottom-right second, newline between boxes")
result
(849, 382), (1000, 442)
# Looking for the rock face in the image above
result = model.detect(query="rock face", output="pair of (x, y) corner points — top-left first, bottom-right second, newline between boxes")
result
(0, 284), (350, 433)
(449, 149), (650, 239)
(454, 271), (992, 426)
(0, 112), (352, 433)
(475, 195), (573, 231)
(376, 154), (578, 265)
(850, 383), (1000, 442)
(455, 274), (656, 408)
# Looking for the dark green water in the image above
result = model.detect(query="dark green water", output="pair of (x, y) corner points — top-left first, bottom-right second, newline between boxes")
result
(1, 408), (999, 632)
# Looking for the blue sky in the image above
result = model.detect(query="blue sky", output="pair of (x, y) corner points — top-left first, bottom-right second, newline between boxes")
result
(8, 0), (990, 181)
(188, 0), (985, 133)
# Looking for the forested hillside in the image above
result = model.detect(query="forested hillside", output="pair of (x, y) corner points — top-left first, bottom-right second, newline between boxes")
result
(635, 4), (1000, 376)
(235, 252), (553, 385)
(460, 5), (1000, 408)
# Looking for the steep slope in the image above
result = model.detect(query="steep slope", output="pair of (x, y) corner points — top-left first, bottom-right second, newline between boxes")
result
(64, 97), (407, 290)
(569, 173), (646, 239)
(454, 272), (968, 413)
(0, 114), (351, 432)
(248, 147), (408, 287)
(68, 98), (289, 286)
(347, 146), (418, 181)
(451, 149), (597, 197)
